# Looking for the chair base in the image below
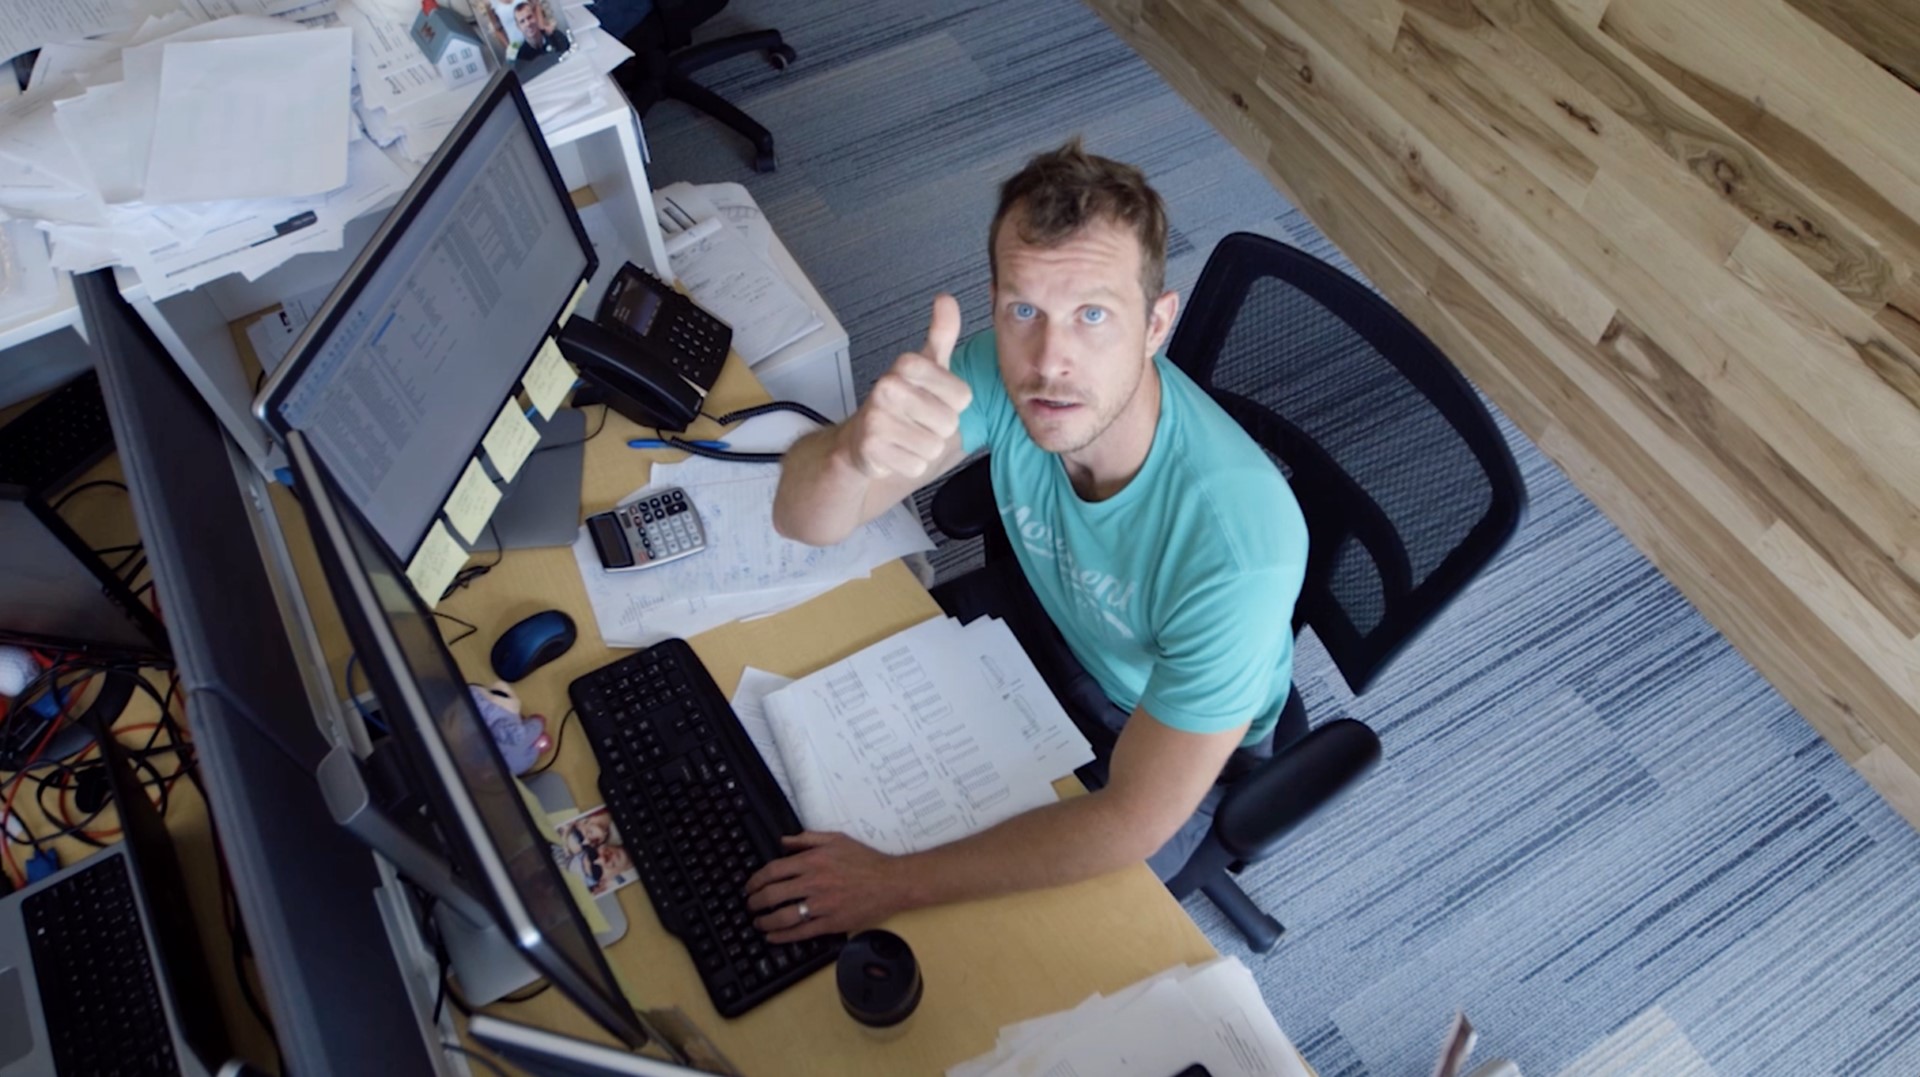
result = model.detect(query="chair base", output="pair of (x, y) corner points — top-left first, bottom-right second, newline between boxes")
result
(1201, 875), (1285, 954)
(615, 29), (796, 173)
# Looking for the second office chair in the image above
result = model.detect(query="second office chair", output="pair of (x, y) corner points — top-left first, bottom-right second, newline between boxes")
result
(613, 0), (796, 172)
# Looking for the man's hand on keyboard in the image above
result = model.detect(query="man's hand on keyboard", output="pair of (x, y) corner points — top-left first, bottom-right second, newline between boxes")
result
(745, 831), (903, 943)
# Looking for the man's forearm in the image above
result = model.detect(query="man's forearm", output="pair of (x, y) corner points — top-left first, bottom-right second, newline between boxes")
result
(891, 789), (1165, 911)
(771, 426), (876, 546)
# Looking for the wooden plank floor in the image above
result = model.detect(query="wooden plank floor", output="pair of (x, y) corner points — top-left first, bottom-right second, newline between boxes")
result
(1083, 0), (1920, 826)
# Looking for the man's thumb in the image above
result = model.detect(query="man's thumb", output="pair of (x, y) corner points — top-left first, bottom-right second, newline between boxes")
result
(923, 293), (962, 369)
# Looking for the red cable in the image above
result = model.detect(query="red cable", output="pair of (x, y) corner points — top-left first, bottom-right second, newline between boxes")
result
(2, 677), (86, 887)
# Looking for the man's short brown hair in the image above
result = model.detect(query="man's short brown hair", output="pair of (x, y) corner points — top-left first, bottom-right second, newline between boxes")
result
(989, 138), (1169, 306)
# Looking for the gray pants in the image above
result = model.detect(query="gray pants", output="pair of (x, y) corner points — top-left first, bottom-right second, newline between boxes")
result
(932, 558), (1283, 883)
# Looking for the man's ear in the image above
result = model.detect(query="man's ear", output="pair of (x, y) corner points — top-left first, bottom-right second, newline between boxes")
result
(1146, 290), (1180, 354)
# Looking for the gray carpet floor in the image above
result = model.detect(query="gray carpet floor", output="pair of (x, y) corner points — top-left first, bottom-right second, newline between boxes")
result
(632, 1), (1920, 1072)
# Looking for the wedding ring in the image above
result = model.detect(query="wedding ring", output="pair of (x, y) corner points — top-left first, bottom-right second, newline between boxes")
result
(796, 901), (812, 922)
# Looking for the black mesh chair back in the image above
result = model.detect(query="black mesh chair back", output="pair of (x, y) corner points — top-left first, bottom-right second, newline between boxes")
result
(1166, 233), (1525, 695)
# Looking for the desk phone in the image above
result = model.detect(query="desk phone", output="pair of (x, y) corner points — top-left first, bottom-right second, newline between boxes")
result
(586, 487), (707, 572)
(598, 263), (732, 393)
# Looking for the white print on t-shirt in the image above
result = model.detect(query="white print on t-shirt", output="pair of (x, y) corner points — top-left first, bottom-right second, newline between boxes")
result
(1003, 503), (1137, 640)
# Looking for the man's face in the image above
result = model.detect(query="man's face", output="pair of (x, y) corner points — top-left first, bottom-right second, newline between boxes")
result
(991, 213), (1173, 461)
(515, 6), (544, 46)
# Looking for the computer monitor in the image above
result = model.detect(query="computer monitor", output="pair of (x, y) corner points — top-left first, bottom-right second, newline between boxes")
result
(0, 484), (168, 660)
(284, 430), (650, 1049)
(256, 69), (596, 564)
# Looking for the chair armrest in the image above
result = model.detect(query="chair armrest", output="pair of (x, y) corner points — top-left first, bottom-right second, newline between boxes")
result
(1211, 718), (1381, 862)
(930, 455), (994, 539)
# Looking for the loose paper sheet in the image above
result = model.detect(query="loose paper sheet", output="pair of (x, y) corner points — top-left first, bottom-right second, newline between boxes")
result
(144, 28), (353, 202)
(730, 667), (796, 805)
(760, 616), (1090, 856)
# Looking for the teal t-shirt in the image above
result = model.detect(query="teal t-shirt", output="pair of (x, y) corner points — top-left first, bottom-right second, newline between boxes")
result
(951, 330), (1308, 744)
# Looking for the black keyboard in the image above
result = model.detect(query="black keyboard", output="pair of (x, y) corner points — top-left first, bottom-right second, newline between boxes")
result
(0, 370), (116, 494)
(569, 639), (841, 1017)
(23, 854), (179, 1077)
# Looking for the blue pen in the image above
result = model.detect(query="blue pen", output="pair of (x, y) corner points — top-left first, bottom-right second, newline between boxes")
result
(628, 438), (730, 450)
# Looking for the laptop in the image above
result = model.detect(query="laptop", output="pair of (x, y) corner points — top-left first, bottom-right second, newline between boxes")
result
(0, 699), (228, 1076)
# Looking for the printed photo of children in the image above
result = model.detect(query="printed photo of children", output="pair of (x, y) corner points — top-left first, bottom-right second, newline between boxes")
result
(553, 804), (636, 897)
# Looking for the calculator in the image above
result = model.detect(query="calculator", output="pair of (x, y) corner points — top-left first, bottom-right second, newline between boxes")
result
(585, 487), (708, 572)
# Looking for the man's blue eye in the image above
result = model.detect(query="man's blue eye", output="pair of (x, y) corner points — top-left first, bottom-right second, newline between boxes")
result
(1082, 307), (1107, 325)
(1011, 303), (1037, 320)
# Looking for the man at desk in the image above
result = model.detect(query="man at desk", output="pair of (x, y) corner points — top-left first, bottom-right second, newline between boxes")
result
(754, 141), (1307, 941)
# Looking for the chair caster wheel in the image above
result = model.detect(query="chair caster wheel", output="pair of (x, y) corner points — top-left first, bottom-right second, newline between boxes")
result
(768, 45), (797, 71)
(753, 151), (778, 173)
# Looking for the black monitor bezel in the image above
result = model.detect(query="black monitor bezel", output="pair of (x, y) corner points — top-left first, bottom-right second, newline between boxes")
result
(284, 431), (647, 1049)
(254, 68), (598, 564)
(0, 482), (170, 661)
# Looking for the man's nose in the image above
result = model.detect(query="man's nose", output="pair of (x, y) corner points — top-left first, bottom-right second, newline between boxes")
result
(1034, 321), (1075, 380)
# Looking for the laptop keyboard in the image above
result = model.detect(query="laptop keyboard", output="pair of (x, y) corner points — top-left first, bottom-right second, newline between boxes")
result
(0, 370), (116, 495)
(23, 854), (179, 1076)
(569, 639), (841, 1017)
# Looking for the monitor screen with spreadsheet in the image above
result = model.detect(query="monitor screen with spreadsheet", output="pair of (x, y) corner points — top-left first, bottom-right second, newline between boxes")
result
(257, 70), (595, 562)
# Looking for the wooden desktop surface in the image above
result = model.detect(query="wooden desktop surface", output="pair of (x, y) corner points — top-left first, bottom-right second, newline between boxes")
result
(413, 355), (1218, 1074)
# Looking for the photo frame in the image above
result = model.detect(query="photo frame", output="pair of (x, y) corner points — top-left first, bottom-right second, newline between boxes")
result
(474, 0), (576, 82)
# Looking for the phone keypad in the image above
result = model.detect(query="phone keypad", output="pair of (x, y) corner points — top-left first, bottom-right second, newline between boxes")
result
(666, 309), (730, 386)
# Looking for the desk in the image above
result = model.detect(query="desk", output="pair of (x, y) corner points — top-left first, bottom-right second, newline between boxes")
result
(419, 356), (1218, 1074)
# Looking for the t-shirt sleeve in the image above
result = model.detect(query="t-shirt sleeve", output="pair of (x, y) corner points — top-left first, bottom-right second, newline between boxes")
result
(949, 330), (1011, 456)
(1137, 567), (1304, 735)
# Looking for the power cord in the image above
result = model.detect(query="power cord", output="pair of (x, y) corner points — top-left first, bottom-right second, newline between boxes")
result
(50, 479), (128, 511)
(533, 403), (609, 454)
(441, 520), (504, 601)
(526, 708), (574, 775)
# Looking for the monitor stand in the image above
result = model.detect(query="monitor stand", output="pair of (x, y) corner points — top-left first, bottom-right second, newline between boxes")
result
(317, 744), (628, 1006)
(476, 405), (589, 553)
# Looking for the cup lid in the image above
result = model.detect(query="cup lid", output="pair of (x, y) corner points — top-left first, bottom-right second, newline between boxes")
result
(836, 929), (923, 1028)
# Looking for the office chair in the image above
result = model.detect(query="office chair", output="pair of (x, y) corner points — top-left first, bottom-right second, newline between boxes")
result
(611, 0), (796, 172)
(930, 232), (1526, 951)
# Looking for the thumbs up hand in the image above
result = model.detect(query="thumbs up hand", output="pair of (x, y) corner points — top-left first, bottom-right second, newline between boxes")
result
(839, 295), (972, 480)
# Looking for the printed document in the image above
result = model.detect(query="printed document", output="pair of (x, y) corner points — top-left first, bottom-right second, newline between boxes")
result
(949, 957), (1309, 1077)
(760, 615), (1091, 856)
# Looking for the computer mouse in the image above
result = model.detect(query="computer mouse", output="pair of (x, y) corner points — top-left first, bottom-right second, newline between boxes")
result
(490, 610), (577, 682)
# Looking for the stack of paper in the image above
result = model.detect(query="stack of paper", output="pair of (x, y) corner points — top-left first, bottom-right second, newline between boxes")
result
(570, 450), (935, 647)
(0, 2), (414, 299)
(949, 957), (1312, 1077)
(0, 0), (631, 300)
(733, 614), (1093, 856)
(654, 183), (823, 365)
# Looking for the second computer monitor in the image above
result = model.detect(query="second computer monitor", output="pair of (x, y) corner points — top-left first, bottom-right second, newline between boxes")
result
(285, 431), (648, 1050)
(258, 70), (595, 564)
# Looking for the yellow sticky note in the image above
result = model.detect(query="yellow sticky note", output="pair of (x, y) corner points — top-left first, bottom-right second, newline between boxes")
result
(404, 520), (467, 608)
(524, 337), (575, 420)
(443, 457), (502, 544)
(559, 279), (589, 326)
(482, 400), (540, 482)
